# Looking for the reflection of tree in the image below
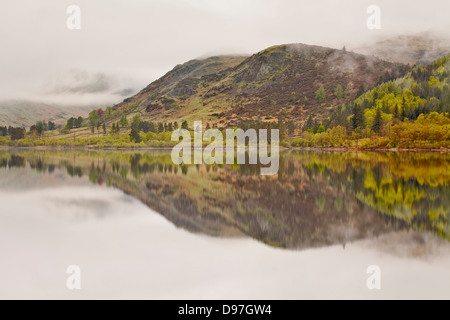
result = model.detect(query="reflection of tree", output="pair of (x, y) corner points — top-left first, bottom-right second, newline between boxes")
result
(1, 158), (8, 168)
(292, 151), (450, 241)
(1, 150), (448, 248)
(66, 164), (83, 178)
(8, 155), (26, 168)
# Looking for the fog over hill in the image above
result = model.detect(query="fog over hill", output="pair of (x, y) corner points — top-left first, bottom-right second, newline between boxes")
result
(356, 32), (450, 65)
(1, 1), (450, 127)
(0, 101), (92, 128)
(107, 43), (409, 128)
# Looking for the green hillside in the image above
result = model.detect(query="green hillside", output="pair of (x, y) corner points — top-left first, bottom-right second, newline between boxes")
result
(293, 54), (450, 149)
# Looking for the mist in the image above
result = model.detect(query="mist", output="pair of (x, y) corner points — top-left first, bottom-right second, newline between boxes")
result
(0, 0), (449, 106)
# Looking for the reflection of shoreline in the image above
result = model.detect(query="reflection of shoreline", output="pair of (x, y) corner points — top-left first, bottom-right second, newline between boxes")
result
(296, 147), (450, 153)
(1, 149), (448, 250)
(359, 230), (450, 259)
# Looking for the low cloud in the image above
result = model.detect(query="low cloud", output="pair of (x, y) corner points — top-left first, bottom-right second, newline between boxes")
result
(0, 0), (449, 106)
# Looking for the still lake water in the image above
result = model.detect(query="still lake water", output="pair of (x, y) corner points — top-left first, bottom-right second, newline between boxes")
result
(0, 149), (449, 299)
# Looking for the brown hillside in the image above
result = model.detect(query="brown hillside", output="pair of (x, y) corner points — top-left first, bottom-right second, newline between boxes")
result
(111, 44), (409, 128)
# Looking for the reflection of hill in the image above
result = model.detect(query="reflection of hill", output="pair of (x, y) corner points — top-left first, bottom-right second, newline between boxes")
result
(360, 231), (450, 259)
(1, 150), (448, 249)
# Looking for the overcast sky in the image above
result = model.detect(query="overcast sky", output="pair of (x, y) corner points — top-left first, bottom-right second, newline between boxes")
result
(0, 0), (449, 106)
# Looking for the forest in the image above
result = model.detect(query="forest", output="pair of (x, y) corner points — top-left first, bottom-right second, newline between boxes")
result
(294, 54), (450, 148)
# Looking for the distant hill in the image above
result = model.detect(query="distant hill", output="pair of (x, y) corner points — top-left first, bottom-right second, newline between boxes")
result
(0, 100), (92, 128)
(356, 33), (450, 66)
(110, 44), (409, 129)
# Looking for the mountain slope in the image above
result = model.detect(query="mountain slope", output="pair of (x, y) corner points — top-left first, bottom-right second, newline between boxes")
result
(111, 44), (409, 128)
(0, 100), (92, 128)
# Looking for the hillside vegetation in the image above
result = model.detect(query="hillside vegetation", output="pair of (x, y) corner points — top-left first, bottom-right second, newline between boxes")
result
(103, 44), (408, 129)
(1, 44), (449, 150)
(294, 54), (450, 149)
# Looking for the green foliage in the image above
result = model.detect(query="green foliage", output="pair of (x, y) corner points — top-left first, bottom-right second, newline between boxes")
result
(389, 113), (450, 148)
(0, 136), (11, 145)
(371, 108), (383, 134)
(313, 53), (450, 147)
(286, 120), (296, 135)
(129, 127), (141, 143)
(131, 114), (142, 129)
(292, 126), (349, 148)
(352, 54), (450, 124)
(8, 127), (26, 140)
(48, 121), (57, 131)
(356, 84), (365, 98)
(345, 83), (353, 96)
(129, 114), (143, 143)
(317, 124), (325, 134)
(351, 104), (365, 130)
(335, 84), (345, 99)
(278, 116), (287, 140)
(89, 110), (99, 127)
(66, 117), (83, 130)
(303, 114), (314, 132)
(119, 115), (129, 128)
(35, 121), (45, 139)
(110, 123), (120, 135)
(292, 112), (450, 149)
(2, 129), (180, 148)
(315, 86), (326, 101)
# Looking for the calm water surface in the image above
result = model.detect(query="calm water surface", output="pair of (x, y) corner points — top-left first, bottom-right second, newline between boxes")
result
(0, 149), (449, 299)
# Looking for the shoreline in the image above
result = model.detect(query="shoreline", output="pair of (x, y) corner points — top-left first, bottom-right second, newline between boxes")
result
(294, 147), (450, 153)
(1, 145), (449, 153)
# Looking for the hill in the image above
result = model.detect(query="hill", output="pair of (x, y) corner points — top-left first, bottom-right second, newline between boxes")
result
(5, 43), (449, 149)
(110, 44), (409, 129)
(0, 100), (91, 128)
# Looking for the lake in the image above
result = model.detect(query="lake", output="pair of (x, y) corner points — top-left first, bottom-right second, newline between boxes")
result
(0, 149), (449, 299)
